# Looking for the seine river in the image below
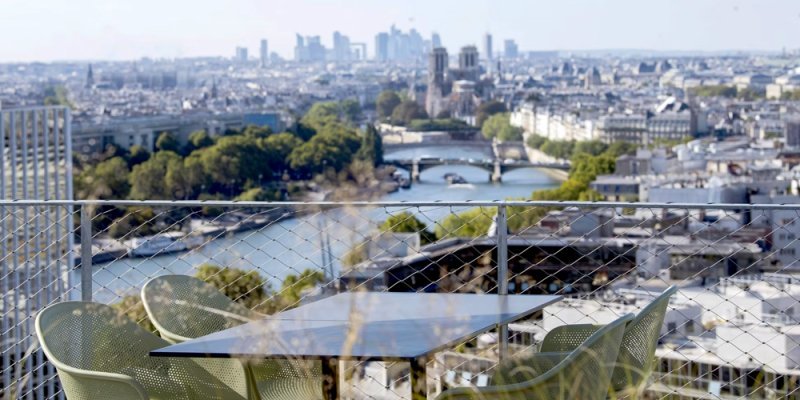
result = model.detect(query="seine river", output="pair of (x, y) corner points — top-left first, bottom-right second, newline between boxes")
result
(84, 146), (560, 302)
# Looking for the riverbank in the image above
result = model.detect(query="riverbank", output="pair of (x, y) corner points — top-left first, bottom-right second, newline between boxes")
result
(538, 167), (569, 181)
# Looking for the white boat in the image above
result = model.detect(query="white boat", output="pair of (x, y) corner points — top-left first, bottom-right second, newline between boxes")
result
(127, 233), (188, 257)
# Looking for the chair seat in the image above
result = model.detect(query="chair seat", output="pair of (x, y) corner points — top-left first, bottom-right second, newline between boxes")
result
(256, 377), (324, 400)
(491, 351), (570, 386)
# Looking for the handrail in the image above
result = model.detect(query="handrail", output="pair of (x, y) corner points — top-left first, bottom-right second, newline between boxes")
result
(1, 199), (800, 210)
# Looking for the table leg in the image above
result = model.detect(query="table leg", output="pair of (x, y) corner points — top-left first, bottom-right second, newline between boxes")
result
(321, 357), (339, 400)
(410, 357), (427, 400)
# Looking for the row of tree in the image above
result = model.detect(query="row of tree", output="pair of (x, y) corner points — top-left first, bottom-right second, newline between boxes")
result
(690, 85), (765, 101)
(77, 100), (383, 202)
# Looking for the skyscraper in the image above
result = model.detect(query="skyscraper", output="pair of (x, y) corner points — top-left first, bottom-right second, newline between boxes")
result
(483, 33), (493, 61)
(85, 64), (94, 89)
(260, 39), (269, 68)
(1, 106), (73, 399)
(504, 39), (519, 59)
(306, 36), (326, 62)
(235, 46), (248, 63)
(333, 31), (352, 62)
(294, 34), (307, 62)
(431, 32), (442, 49)
(375, 25), (427, 62)
(375, 33), (389, 61)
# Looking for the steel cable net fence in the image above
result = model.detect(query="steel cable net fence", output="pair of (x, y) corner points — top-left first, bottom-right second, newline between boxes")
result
(5, 200), (800, 399)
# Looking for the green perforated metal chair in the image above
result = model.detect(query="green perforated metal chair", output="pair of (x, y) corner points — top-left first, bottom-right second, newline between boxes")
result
(524, 286), (678, 399)
(141, 275), (323, 400)
(35, 301), (249, 400)
(436, 313), (634, 400)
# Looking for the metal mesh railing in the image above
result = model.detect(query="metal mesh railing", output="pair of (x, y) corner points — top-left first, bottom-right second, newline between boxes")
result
(4, 199), (800, 399)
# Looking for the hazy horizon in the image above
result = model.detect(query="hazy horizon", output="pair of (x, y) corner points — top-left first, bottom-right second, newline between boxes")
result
(2, 0), (799, 63)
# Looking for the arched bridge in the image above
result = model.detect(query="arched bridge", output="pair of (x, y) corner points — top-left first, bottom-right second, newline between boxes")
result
(386, 158), (570, 182)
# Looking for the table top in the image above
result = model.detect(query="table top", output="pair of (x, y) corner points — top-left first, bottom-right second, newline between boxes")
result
(151, 292), (561, 361)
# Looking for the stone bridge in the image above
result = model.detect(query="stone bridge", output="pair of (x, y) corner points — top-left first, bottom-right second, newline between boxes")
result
(385, 158), (570, 182)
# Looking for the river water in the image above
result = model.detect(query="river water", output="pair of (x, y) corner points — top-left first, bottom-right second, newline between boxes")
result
(85, 146), (560, 302)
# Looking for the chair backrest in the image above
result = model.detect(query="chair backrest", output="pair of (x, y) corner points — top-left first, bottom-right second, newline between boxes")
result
(36, 301), (166, 374)
(553, 313), (633, 400)
(141, 275), (262, 343)
(35, 301), (249, 400)
(611, 285), (678, 393)
(451, 313), (633, 400)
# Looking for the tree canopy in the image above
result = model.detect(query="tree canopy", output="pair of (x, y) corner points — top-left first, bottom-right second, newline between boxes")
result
(476, 101), (507, 127)
(481, 113), (523, 141)
(379, 212), (435, 244)
(376, 91), (402, 120)
(391, 100), (428, 125)
(155, 132), (180, 153)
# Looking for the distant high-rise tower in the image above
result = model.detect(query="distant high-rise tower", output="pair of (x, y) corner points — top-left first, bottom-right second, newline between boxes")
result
(431, 32), (442, 49)
(294, 34), (307, 62)
(1, 106), (73, 399)
(235, 46), (248, 63)
(483, 33), (493, 61)
(375, 33), (389, 61)
(85, 64), (94, 89)
(333, 31), (351, 62)
(426, 47), (449, 117)
(504, 39), (519, 59)
(260, 39), (269, 68)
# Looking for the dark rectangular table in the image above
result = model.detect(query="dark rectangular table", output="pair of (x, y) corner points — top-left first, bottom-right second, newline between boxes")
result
(152, 292), (561, 400)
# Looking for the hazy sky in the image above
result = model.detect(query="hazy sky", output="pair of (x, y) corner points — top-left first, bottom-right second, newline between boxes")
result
(2, 0), (800, 62)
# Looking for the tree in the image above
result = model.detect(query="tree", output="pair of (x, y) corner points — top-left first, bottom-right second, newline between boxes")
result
(526, 135), (547, 149)
(435, 207), (496, 239)
(129, 151), (182, 199)
(242, 125), (272, 139)
(540, 139), (575, 160)
(234, 187), (278, 202)
(43, 85), (73, 108)
(198, 135), (272, 194)
(391, 100), (428, 125)
(605, 142), (637, 157)
(407, 119), (471, 132)
(193, 264), (270, 310)
(301, 100), (362, 132)
(165, 154), (207, 199)
(112, 295), (156, 332)
(355, 125), (383, 166)
(155, 132), (180, 153)
(260, 132), (303, 173)
(376, 91), (402, 120)
(379, 212), (434, 244)
(127, 145), (151, 167)
(288, 131), (361, 176)
(574, 140), (609, 156)
(476, 101), (507, 127)
(184, 130), (214, 154)
(481, 113), (523, 141)
(279, 269), (325, 306)
(77, 156), (130, 200)
(690, 85), (737, 98)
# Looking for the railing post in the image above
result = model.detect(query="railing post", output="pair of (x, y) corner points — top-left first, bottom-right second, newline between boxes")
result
(80, 205), (92, 302)
(496, 205), (509, 360)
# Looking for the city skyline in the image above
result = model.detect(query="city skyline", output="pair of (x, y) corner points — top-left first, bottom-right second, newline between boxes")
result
(1, 0), (800, 63)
